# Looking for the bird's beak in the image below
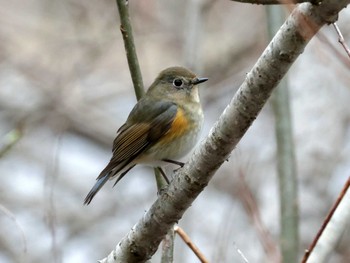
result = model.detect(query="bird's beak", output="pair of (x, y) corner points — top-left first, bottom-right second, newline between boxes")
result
(192, 77), (208, 85)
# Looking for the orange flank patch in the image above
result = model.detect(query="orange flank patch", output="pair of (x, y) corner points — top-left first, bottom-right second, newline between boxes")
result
(160, 108), (189, 144)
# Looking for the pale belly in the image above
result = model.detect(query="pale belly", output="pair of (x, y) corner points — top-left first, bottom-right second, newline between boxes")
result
(140, 115), (203, 165)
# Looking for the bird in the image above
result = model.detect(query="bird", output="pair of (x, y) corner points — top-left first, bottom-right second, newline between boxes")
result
(84, 66), (208, 205)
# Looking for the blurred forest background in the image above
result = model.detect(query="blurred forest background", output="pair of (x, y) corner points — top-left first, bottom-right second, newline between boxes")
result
(1, 0), (350, 262)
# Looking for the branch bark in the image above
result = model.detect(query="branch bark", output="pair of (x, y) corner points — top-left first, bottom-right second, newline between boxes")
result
(100, 1), (350, 262)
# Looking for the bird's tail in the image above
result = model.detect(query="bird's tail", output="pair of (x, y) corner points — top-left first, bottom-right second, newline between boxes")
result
(83, 173), (110, 205)
(84, 162), (136, 205)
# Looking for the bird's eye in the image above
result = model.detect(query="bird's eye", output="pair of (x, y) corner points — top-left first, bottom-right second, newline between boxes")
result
(173, 78), (183, 88)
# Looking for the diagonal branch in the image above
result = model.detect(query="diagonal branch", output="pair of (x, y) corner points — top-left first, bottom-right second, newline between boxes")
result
(301, 176), (350, 263)
(333, 23), (350, 59)
(100, 1), (350, 262)
(174, 226), (209, 263)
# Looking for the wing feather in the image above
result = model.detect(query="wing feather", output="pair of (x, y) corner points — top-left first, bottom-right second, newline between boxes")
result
(96, 101), (178, 180)
(85, 100), (179, 203)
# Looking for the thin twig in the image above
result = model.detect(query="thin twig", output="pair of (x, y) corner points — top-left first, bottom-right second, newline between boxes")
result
(174, 226), (209, 263)
(116, 0), (144, 100)
(0, 204), (27, 257)
(115, 0), (169, 194)
(233, 242), (250, 263)
(44, 130), (66, 262)
(301, 176), (350, 263)
(316, 30), (350, 69)
(333, 23), (350, 59)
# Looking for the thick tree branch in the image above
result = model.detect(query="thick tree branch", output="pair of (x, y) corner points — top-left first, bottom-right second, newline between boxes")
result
(100, 1), (350, 262)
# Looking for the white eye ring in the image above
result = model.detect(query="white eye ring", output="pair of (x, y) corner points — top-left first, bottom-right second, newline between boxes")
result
(173, 78), (183, 88)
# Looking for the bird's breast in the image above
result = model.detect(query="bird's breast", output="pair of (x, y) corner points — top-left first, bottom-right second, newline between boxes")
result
(146, 104), (203, 161)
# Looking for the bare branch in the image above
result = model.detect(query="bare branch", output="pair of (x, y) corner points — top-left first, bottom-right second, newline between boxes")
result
(316, 30), (350, 69)
(333, 23), (350, 59)
(301, 176), (350, 263)
(174, 226), (209, 263)
(233, 243), (250, 263)
(116, 0), (144, 100)
(0, 204), (27, 259)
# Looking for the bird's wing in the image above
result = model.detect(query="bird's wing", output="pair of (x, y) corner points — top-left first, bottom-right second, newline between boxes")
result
(97, 100), (178, 180)
(84, 101), (178, 204)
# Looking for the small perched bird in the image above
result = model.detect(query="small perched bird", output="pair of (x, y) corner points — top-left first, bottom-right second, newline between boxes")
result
(84, 66), (208, 205)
